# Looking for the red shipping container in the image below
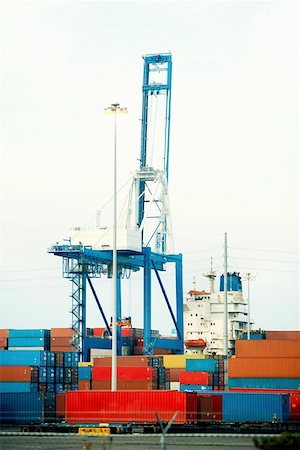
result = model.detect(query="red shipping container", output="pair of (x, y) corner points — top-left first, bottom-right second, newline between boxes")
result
(66, 390), (198, 424)
(197, 394), (222, 421)
(56, 393), (66, 418)
(93, 356), (150, 367)
(0, 366), (34, 382)
(228, 357), (300, 378)
(0, 330), (8, 339)
(179, 371), (212, 385)
(93, 328), (107, 337)
(92, 380), (156, 390)
(122, 328), (133, 337)
(92, 366), (154, 381)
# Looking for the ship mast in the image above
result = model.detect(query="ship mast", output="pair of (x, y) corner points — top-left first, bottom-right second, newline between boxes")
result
(203, 257), (217, 293)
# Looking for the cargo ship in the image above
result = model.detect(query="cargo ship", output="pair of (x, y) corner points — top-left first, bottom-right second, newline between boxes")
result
(184, 271), (251, 356)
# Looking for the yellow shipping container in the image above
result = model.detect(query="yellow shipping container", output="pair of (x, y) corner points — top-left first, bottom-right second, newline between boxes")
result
(78, 362), (93, 367)
(162, 354), (205, 369)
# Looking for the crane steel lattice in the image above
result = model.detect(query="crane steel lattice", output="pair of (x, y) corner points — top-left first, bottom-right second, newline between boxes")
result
(48, 53), (184, 361)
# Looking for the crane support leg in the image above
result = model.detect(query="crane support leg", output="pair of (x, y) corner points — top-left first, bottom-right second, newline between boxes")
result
(143, 247), (152, 354)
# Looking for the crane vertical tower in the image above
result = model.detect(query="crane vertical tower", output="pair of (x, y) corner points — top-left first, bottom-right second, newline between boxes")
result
(49, 53), (184, 360)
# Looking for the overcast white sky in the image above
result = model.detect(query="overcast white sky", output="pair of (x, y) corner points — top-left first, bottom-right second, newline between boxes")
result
(0, 1), (299, 334)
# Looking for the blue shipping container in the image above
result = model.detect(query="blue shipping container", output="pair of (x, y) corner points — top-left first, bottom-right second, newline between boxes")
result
(186, 358), (218, 373)
(241, 333), (266, 340)
(0, 350), (41, 367)
(39, 367), (47, 383)
(9, 329), (49, 338)
(71, 352), (79, 367)
(229, 377), (300, 390)
(8, 337), (48, 348)
(0, 382), (38, 393)
(55, 367), (64, 384)
(221, 392), (290, 422)
(64, 352), (73, 367)
(0, 392), (43, 424)
(180, 384), (213, 392)
(46, 367), (55, 383)
(78, 366), (92, 381)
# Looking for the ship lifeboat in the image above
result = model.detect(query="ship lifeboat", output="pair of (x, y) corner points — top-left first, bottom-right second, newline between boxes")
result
(184, 338), (206, 348)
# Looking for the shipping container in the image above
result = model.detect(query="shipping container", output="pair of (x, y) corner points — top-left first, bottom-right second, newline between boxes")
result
(0, 366), (36, 382)
(265, 331), (300, 340)
(235, 339), (300, 358)
(0, 330), (9, 339)
(78, 380), (91, 390)
(50, 328), (76, 338)
(51, 346), (77, 352)
(0, 350), (42, 367)
(162, 355), (205, 369)
(0, 382), (38, 393)
(93, 356), (150, 367)
(51, 337), (73, 346)
(220, 392), (290, 422)
(92, 366), (154, 381)
(66, 390), (198, 424)
(91, 380), (156, 390)
(180, 384), (213, 392)
(8, 337), (49, 347)
(78, 366), (92, 381)
(229, 377), (300, 390)
(170, 381), (180, 391)
(197, 394), (222, 422)
(9, 329), (49, 338)
(169, 368), (185, 382)
(229, 389), (300, 421)
(186, 359), (218, 373)
(228, 357), (300, 378)
(0, 338), (8, 348)
(56, 392), (66, 418)
(0, 392), (43, 424)
(179, 371), (212, 385)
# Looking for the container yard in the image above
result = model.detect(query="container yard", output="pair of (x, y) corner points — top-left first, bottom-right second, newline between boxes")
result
(1, 2), (299, 448)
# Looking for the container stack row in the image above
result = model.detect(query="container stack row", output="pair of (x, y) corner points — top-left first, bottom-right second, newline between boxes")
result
(50, 328), (77, 353)
(0, 329), (50, 351)
(0, 350), (79, 396)
(229, 331), (300, 390)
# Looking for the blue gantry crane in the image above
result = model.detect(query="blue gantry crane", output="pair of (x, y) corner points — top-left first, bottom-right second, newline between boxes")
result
(48, 53), (184, 361)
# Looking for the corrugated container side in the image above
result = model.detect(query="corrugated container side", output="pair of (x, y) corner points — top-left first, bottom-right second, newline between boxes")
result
(0, 382), (38, 393)
(78, 366), (92, 380)
(0, 330), (9, 339)
(56, 392), (66, 418)
(93, 356), (150, 367)
(92, 380), (156, 390)
(180, 384), (213, 392)
(0, 392), (43, 424)
(228, 357), (300, 378)
(51, 337), (73, 346)
(66, 391), (198, 424)
(179, 371), (211, 385)
(0, 366), (35, 382)
(9, 329), (49, 338)
(0, 351), (41, 367)
(92, 366), (154, 381)
(266, 331), (300, 340)
(51, 346), (77, 352)
(8, 337), (48, 348)
(186, 359), (217, 373)
(0, 338), (8, 348)
(162, 355), (205, 369)
(197, 394), (222, 422)
(235, 339), (300, 358)
(169, 368), (184, 382)
(221, 392), (290, 422)
(78, 380), (91, 390)
(229, 377), (300, 390)
(50, 328), (76, 338)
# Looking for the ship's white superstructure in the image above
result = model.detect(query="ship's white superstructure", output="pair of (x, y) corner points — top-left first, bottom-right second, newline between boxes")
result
(184, 272), (252, 356)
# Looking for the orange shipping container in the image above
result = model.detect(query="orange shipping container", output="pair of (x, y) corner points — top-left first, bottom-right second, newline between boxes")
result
(50, 346), (77, 352)
(0, 330), (9, 338)
(50, 328), (75, 338)
(0, 338), (8, 348)
(169, 368), (185, 382)
(229, 357), (300, 378)
(51, 337), (73, 346)
(0, 366), (33, 382)
(266, 331), (300, 340)
(78, 380), (91, 390)
(56, 393), (66, 418)
(236, 339), (300, 358)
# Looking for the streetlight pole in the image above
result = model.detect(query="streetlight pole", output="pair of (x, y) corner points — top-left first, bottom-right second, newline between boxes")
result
(104, 103), (127, 391)
(223, 232), (228, 390)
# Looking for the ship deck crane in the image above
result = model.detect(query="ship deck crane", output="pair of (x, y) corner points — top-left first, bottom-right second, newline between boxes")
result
(49, 53), (184, 361)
